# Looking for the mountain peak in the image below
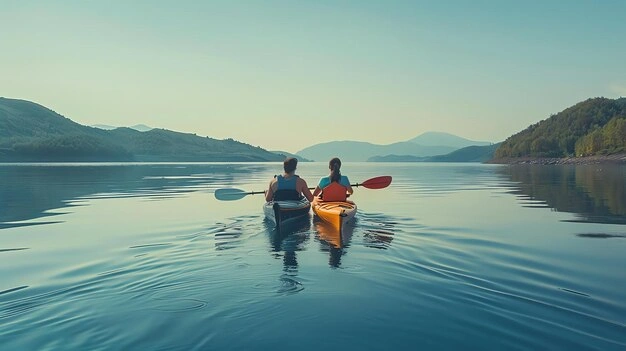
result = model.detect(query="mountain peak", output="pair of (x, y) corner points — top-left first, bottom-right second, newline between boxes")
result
(129, 124), (153, 132)
(92, 124), (153, 132)
(408, 132), (491, 148)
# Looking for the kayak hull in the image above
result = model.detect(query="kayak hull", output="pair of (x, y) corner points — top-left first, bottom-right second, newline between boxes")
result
(263, 198), (311, 227)
(311, 198), (357, 233)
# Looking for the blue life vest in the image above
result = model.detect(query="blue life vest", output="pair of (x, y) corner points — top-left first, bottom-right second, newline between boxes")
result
(277, 175), (297, 190)
(273, 175), (301, 201)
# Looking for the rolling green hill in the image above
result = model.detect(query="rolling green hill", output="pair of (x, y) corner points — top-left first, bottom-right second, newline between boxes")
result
(368, 143), (500, 162)
(494, 97), (626, 159)
(427, 143), (501, 162)
(0, 97), (284, 162)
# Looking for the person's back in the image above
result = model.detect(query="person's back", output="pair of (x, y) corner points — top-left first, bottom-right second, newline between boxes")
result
(265, 157), (314, 202)
(313, 157), (353, 201)
(273, 174), (302, 201)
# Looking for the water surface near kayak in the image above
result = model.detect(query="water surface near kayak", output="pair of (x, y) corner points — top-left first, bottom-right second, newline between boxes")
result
(1, 162), (625, 350)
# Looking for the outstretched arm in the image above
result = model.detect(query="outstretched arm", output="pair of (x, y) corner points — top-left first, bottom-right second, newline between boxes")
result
(265, 180), (275, 202)
(299, 179), (314, 202)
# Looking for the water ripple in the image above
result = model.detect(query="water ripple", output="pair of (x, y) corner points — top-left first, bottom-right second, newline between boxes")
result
(0, 286), (28, 296)
(0, 247), (29, 253)
(577, 233), (626, 239)
(1, 163), (625, 350)
(143, 295), (208, 313)
(277, 275), (304, 295)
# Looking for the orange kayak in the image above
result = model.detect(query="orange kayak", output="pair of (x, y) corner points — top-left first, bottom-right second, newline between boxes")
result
(311, 197), (357, 233)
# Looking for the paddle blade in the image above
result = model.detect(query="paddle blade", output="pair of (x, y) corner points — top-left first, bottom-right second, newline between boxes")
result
(214, 188), (248, 201)
(358, 176), (392, 189)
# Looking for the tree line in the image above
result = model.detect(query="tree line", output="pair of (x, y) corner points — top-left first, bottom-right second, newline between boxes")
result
(9, 135), (133, 161)
(495, 97), (626, 158)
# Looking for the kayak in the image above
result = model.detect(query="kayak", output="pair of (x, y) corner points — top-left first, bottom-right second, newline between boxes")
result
(263, 197), (311, 227)
(311, 197), (357, 233)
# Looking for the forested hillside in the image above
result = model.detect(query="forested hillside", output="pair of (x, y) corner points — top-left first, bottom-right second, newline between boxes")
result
(494, 97), (626, 158)
(0, 98), (284, 162)
(368, 143), (500, 162)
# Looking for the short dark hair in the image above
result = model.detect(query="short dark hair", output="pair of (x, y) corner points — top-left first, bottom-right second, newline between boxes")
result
(284, 157), (298, 173)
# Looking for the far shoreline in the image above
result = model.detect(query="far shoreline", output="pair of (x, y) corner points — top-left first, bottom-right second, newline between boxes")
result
(487, 153), (626, 165)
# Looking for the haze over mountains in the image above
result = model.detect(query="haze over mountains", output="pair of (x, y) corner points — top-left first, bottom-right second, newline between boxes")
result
(4, 96), (620, 163)
(296, 132), (492, 162)
(0, 97), (497, 163)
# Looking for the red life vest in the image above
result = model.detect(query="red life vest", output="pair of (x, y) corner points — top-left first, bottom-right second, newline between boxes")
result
(321, 182), (348, 202)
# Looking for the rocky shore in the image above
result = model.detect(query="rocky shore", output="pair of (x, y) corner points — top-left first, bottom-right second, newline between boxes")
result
(487, 153), (626, 165)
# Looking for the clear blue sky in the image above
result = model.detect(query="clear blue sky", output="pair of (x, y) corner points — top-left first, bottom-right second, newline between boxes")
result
(1, 0), (625, 153)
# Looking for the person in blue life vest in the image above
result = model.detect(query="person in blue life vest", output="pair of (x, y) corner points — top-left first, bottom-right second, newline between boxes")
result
(265, 157), (314, 202)
(312, 157), (354, 202)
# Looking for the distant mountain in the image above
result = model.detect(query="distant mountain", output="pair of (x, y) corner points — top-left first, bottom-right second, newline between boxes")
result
(369, 143), (500, 162)
(295, 132), (491, 162)
(129, 124), (153, 132)
(92, 124), (117, 130)
(408, 131), (491, 148)
(270, 151), (312, 162)
(0, 97), (283, 162)
(368, 155), (428, 162)
(92, 124), (153, 132)
(427, 143), (500, 162)
(296, 140), (456, 162)
(494, 97), (626, 159)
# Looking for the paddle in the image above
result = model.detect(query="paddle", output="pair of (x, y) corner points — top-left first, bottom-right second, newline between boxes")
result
(214, 175), (392, 201)
(353, 175), (392, 189)
(214, 188), (266, 201)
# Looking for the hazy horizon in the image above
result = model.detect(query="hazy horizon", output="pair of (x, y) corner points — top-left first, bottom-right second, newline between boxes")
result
(2, 1), (625, 153)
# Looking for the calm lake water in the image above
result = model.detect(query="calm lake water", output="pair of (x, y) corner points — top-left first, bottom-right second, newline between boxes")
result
(1, 162), (625, 350)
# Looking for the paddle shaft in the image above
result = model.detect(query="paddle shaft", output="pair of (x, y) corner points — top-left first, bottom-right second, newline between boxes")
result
(215, 176), (391, 201)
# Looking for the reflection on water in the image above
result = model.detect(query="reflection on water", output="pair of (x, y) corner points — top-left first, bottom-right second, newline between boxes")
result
(0, 163), (265, 229)
(267, 218), (311, 270)
(501, 164), (626, 225)
(313, 218), (354, 268)
(1, 163), (625, 350)
(314, 218), (351, 249)
(265, 219), (311, 294)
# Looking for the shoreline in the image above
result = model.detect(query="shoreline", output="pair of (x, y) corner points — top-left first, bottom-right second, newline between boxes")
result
(487, 153), (626, 165)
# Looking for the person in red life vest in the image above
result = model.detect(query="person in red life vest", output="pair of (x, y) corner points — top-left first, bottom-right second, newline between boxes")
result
(265, 157), (314, 202)
(312, 157), (353, 201)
